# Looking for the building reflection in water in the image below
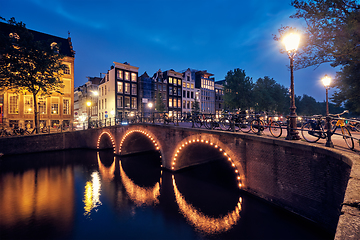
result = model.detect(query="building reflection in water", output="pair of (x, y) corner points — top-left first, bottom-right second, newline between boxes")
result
(0, 166), (74, 234)
(172, 175), (242, 234)
(119, 160), (160, 207)
(83, 171), (102, 216)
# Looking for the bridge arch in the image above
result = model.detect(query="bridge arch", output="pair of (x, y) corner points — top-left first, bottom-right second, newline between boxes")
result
(96, 131), (116, 153)
(118, 128), (163, 167)
(170, 134), (245, 189)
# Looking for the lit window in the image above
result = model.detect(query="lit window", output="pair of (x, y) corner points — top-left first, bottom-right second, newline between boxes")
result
(24, 96), (33, 114)
(50, 42), (59, 53)
(132, 84), (137, 95)
(178, 99), (181, 108)
(131, 97), (137, 109)
(183, 100), (186, 108)
(125, 97), (130, 108)
(117, 70), (123, 79)
(9, 94), (19, 114)
(63, 98), (70, 115)
(169, 98), (172, 107)
(38, 98), (46, 114)
(178, 79), (181, 85)
(51, 97), (59, 115)
(117, 96), (123, 108)
(191, 83), (194, 89)
(131, 73), (137, 82)
(187, 83), (190, 89)
(173, 98), (177, 107)
(125, 83), (130, 94)
(169, 77), (173, 84)
(125, 72), (130, 81)
(183, 82), (186, 88)
(117, 81), (123, 93)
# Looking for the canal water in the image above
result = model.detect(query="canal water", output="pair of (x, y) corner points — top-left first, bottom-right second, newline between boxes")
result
(0, 149), (333, 240)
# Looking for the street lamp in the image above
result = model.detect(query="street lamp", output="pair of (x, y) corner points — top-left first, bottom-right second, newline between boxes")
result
(87, 101), (92, 129)
(148, 102), (153, 123)
(322, 74), (331, 115)
(283, 32), (301, 140)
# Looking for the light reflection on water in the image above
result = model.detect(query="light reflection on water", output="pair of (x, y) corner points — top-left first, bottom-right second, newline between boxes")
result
(0, 149), (333, 240)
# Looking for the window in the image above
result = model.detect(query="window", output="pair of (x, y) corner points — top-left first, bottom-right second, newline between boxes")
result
(187, 76), (190, 81)
(187, 91), (190, 98)
(169, 98), (172, 107)
(38, 98), (46, 114)
(132, 84), (137, 95)
(183, 82), (186, 88)
(63, 98), (70, 115)
(187, 83), (190, 89)
(117, 81), (123, 93)
(125, 83), (130, 94)
(51, 97), (59, 115)
(105, 99), (107, 109)
(163, 85), (166, 91)
(178, 99), (181, 109)
(178, 88), (181, 96)
(131, 97), (137, 109)
(178, 79), (181, 85)
(99, 100), (101, 110)
(64, 64), (71, 75)
(105, 85), (107, 95)
(183, 100), (186, 108)
(169, 86), (172, 95)
(169, 77), (173, 84)
(125, 72), (130, 81)
(9, 94), (19, 114)
(131, 73), (137, 82)
(173, 87), (177, 95)
(117, 70), (123, 79)
(63, 78), (71, 93)
(173, 98), (177, 107)
(191, 92), (194, 98)
(191, 83), (194, 89)
(183, 90), (186, 98)
(187, 101), (190, 109)
(102, 99), (104, 109)
(24, 96), (33, 114)
(117, 96), (123, 108)
(125, 97), (130, 108)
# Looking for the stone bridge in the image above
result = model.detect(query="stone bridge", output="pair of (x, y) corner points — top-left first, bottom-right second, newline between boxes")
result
(0, 123), (356, 236)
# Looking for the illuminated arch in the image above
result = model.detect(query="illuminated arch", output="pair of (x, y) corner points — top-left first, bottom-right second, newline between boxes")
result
(119, 160), (161, 206)
(97, 152), (116, 182)
(96, 131), (116, 153)
(171, 135), (245, 189)
(172, 175), (242, 234)
(118, 128), (162, 166)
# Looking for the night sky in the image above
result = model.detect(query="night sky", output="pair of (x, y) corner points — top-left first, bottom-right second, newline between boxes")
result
(1, 0), (336, 102)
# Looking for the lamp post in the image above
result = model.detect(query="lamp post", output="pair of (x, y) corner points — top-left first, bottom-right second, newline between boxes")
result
(322, 74), (334, 147)
(283, 32), (301, 140)
(86, 101), (91, 129)
(148, 102), (153, 123)
(322, 74), (331, 116)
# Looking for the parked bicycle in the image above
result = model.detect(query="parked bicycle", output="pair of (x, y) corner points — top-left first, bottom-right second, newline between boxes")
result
(218, 112), (252, 133)
(249, 115), (282, 138)
(301, 110), (354, 150)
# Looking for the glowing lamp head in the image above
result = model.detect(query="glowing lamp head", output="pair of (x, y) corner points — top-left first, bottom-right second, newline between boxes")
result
(148, 102), (153, 108)
(283, 33), (300, 52)
(86, 101), (92, 107)
(322, 75), (331, 88)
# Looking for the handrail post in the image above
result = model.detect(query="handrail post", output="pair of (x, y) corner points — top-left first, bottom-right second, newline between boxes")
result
(325, 115), (334, 147)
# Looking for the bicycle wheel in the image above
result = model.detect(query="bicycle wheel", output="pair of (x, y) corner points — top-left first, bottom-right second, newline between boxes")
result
(219, 118), (231, 131)
(250, 119), (263, 133)
(341, 126), (354, 150)
(301, 122), (321, 143)
(193, 118), (202, 128)
(204, 117), (212, 129)
(238, 119), (250, 133)
(269, 121), (282, 138)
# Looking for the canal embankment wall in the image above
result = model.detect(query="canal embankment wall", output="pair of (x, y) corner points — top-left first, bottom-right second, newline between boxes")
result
(0, 125), (358, 239)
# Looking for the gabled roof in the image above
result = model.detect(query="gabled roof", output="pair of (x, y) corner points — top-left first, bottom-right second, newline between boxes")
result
(0, 22), (75, 58)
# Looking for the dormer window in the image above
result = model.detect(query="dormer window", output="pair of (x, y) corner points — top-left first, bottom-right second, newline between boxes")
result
(50, 42), (59, 53)
(64, 65), (70, 74)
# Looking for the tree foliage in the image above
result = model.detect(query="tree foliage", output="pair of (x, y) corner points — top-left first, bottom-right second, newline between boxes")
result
(0, 17), (66, 132)
(275, 0), (360, 114)
(223, 68), (253, 111)
(253, 76), (289, 114)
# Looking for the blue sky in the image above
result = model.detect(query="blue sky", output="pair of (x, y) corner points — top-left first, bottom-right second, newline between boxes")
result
(1, 0), (337, 102)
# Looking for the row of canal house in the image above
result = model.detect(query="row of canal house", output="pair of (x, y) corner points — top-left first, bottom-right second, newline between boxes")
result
(76, 61), (225, 124)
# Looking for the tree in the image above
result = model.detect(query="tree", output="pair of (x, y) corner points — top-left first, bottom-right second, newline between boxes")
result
(223, 68), (253, 111)
(275, 0), (360, 114)
(155, 91), (166, 112)
(191, 98), (200, 114)
(252, 76), (289, 114)
(0, 17), (65, 132)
